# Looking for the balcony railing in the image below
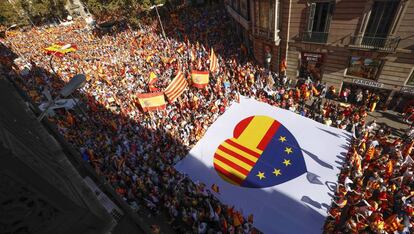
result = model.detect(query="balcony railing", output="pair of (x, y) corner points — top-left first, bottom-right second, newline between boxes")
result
(301, 31), (329, 44)
(350, 35), (400, 52)
(254, 26), (275, 41)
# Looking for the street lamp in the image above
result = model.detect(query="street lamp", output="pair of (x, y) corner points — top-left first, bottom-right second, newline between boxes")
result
(150, 4), (166, 39)
(37, 74), (86, 121)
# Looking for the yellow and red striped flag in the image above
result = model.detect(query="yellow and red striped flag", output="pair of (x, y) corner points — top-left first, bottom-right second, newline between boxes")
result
(164, 71), (188, 102)
(190, 49), (196, 62)
(137, 92), (166, 112)
(191, 70), (209, 89)
(44, 43), (77, 57)
(209, 48), (218, 73)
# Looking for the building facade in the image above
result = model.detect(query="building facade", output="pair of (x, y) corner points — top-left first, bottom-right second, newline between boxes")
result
(226, 0), (414, 110)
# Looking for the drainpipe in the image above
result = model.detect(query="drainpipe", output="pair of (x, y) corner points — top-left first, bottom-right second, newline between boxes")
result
(277, 0), (282, 73)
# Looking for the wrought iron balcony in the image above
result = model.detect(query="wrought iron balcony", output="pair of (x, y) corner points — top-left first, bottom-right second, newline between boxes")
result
(301, 31), (329, 44)
(349, 35), (400, 52)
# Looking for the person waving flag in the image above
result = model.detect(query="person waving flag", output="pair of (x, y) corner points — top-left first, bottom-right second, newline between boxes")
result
(210, 48), (219, 73)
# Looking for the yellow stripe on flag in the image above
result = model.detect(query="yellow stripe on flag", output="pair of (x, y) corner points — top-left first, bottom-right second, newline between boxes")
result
(191, 71), (209, 88)
(213, 158), (247, 180)
(137, 92), (166, 112)
(215, 149), (253, 171)
(236, 116), (275, 150)
(221, 141), (259, 163)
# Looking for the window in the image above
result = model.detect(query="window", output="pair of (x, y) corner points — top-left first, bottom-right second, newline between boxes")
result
(365, 0), (400, 39)
(307, 1), (333, 33)
(305, 1), (333, 43)
(346, 56), (383, 80)
(240, 0), (248, 20)
(405, 69), (414, 86)
(254, 0), (274, 30)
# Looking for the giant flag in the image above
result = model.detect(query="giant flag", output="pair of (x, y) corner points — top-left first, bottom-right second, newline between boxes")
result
(175, 96), (351, 234)
(164, 71), (188, 102)
(137, 92), (166, 112)
(191, 70), (209, 89)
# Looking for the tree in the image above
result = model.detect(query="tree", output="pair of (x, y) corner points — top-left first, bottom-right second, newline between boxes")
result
(0, 1), (27, 26)
(17, 0), (68, 25)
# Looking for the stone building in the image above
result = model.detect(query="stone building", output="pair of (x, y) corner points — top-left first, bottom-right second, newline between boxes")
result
(226, 0), (414, 109)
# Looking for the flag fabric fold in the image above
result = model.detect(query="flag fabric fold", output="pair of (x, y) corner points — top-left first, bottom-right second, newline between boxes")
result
(191, 70), (209, 89)
(44, 43), (77, 57)
(137, 92), (166, 112)
(209, 48), (218, 73)
(164, 71), (188, 102)
(175, 97), (350, 234)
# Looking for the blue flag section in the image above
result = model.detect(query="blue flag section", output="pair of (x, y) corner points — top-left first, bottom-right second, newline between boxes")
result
(241, 118), (307, 188)
(175, 97), (351, 234)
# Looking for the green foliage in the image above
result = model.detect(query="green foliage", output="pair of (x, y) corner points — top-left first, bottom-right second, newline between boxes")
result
(20, 0), (68, 23)
(81, 0), (167, 19)
(0, 1), (27, 26)
(0, 0), (68, 26)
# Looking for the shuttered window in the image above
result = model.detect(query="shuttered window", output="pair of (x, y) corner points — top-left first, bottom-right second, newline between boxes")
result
(307, 1), (333, 33)
(365, 0), (400, 38)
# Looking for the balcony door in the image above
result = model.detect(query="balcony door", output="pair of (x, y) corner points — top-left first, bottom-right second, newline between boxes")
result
(363, 0), (400, 47)
(305, 1), (333, 43)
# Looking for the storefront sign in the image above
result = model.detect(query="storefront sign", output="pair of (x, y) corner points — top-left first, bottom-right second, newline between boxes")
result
(352, 79), (384, 88)
(300, 52), (324, 81)
(400, 86), (414, 94)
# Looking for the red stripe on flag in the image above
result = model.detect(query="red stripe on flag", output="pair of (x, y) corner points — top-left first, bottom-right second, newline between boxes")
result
(233, 116), (254, 138)
(257, 121), (281, 151)
(218, 145), (255, 166)
(214, 162), (243, 185)
(168, 81), (187, 101)
(225, 139), (261, 158)
(214, 153), (249, 175)
(165, 74), (185, 95)
(143, 104), (166, 112)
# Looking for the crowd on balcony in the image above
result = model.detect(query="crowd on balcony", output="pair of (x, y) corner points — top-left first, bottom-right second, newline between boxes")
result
(0, 3), (413, 234)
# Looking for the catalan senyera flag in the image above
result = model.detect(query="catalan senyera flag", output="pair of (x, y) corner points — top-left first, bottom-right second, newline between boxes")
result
(44, 43), (77, 57)
(209, 48), (219, 73)
(191, 70), (209, 89)
(137, 92), (166, 112)
(164, 71), (188, 102)
(175, 97), (351, 234)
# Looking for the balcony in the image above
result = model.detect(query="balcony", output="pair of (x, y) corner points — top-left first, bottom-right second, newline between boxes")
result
(349, 35), (400, 52)
(301, 31), (329, 44)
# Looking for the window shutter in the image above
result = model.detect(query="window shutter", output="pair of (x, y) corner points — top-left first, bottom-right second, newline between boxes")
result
(307, 3), (316, 32)
(324, 1), (334, 32)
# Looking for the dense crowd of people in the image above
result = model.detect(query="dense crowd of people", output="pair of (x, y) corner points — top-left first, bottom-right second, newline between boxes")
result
(1, 3), (413, 234)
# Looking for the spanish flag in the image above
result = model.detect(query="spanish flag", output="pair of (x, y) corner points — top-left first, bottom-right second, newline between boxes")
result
(44, 43), (77, 57)
(191, 70), (209, 89)
(164, 71), (188, 102)
(137, 92), (166, 112)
